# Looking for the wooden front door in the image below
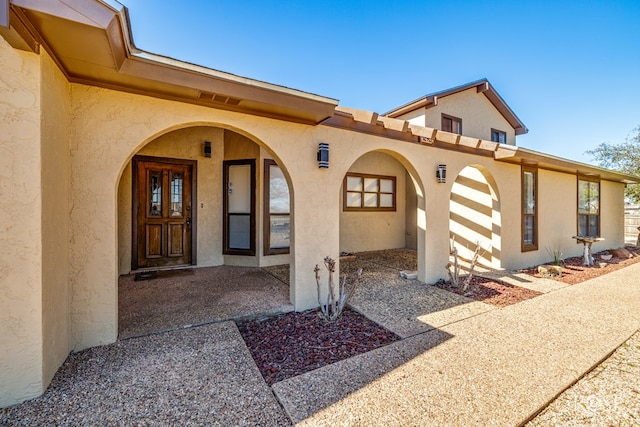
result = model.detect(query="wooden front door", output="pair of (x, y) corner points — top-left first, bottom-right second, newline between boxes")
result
(133, 156), (196, 269)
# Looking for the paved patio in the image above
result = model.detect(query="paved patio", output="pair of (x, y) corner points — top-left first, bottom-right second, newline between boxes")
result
(119, 265), (292, 339)
(2, 251), (639, 425)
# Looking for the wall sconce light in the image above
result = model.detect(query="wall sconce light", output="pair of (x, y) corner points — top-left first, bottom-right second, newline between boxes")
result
(317, 142), (329, 168)
(203, 141), (212, 158)
(436, 164), (447, 183)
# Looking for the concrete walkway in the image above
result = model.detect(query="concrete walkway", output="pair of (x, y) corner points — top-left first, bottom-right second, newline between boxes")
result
(2, 262), (639, 425)
(272, 263), (640, 426)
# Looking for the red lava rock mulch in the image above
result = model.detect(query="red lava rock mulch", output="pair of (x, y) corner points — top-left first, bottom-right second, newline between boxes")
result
(519, 247), (640, 285)
(236, 307), (400, 385)
(435, 276), (542, 307)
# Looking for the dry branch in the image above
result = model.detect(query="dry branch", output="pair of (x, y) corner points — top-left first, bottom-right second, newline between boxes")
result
(314, 256), (362, 321)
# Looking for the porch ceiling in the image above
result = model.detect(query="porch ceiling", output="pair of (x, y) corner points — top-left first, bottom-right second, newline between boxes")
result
(4, 0), (338, 125)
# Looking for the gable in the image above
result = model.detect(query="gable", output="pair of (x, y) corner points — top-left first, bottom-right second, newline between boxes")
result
(385, 79), (527, 144)
(422, 88), (517, 145)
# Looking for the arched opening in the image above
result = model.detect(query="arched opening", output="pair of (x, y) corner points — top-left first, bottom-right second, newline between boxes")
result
(115, 125), (294, 338)
(338, 150), (425, 277)
(449, 165), (501, 270)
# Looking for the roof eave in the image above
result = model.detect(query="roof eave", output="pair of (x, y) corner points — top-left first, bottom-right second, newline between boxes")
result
(4, 0), (339, 124)
(495, 146), (640, 184)
(384, 78), (528, 135)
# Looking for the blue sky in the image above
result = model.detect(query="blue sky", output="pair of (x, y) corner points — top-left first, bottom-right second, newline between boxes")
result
(122, 0), (640, 165)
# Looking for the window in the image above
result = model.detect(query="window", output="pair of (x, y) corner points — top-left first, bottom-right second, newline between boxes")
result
(264, 159), (290, 255)
(343, 173), (396, 211)
(491, 129), (507, 144)
(441, 114), (462, 135)
(577, 176), (600, 237)
(521, 166), (538, 251)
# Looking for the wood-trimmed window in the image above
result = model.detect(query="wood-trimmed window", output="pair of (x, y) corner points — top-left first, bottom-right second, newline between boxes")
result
(521, 166), (538, 251)
(577, 176), (600, 237)
(223, 159), (256, 256)
(442, 114), (462, 135)
(264, 159), (290, 255)
(343, 173), (396, 212)
(491, 129), (507, 144)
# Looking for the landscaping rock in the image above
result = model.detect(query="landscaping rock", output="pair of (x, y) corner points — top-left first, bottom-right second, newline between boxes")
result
(610, 248), (633, 258)
(538, 265), (563, 277)
(399, 270), (417, 279)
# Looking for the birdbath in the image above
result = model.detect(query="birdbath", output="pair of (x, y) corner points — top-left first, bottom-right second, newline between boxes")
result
(572, 236), (605, 266)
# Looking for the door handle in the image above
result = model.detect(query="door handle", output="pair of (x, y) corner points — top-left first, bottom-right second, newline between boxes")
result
(186, 217), (192, 232)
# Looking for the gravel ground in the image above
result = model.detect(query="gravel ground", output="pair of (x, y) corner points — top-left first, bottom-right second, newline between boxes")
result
(2, 249), (638, 425)
(527, 329), (640, 426)
(0, 322), (291, 426)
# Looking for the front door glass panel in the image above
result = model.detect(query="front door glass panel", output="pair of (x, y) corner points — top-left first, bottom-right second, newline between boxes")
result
(170, 172), (183, 217)
(149, 170), (162, 216)
(224, 160), (255, 255)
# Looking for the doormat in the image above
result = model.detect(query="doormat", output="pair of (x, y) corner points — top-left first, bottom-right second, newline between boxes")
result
(134, 268), (195, 281)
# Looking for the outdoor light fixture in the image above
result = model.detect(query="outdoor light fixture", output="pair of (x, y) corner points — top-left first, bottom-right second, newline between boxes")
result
(203, 141), (212, 158)
(436, 164), (447, 183)
(317, 142), (329, 168)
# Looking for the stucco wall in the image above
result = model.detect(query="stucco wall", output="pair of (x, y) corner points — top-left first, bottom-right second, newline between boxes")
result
(65, 82), (628, 354)
(339, 152), (407, 253)
(1, 34), (631, 409)
(0, 37), (43, 407)
(395, 108), (424, 127)
(396, 88), (517, 145)
(601, 180), (625, 249)
(405, 171), (418, 250)
(40, 50), (71, 390)
(449, 166), (497, 267)
(68, 84), (343, 349)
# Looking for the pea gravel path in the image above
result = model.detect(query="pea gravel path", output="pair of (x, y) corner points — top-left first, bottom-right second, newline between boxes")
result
(0, 322), (291, 426)
(2, 252), (639, 425)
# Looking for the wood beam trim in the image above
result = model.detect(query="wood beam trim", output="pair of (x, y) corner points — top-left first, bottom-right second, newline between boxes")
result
(0, 6), (39, 52)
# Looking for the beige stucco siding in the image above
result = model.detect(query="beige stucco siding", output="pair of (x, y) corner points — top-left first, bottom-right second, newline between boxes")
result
(68, 84), (342, 348)
(340, 152), (407, 253)
(535, 170), (579, 265)
(0, 38), (44, 407)
(40, 50), (71, 389)
(396, 88), (516, 145)
(600, 180), (625, 250)
(395, 107), (425, 127)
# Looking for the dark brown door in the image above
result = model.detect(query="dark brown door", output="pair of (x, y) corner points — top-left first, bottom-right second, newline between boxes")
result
(133, 157), (195, 269)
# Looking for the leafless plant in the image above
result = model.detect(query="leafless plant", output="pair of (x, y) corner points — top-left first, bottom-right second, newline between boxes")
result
(314, 256), (362, 321)
(446, 236), (484, 293)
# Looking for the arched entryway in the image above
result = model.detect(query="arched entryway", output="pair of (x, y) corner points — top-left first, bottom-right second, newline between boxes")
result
(338, 150), (426, 277)
(449, 165), (501, 269)
(115, 125), (295, 338)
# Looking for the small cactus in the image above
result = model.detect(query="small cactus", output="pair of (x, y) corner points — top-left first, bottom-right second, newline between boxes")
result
(314, 256), (362, 322)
